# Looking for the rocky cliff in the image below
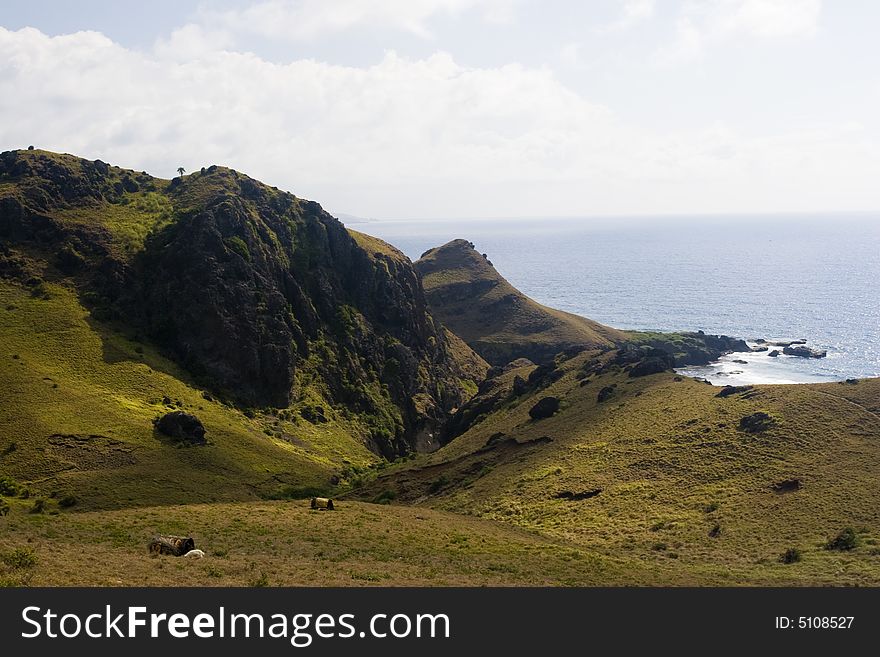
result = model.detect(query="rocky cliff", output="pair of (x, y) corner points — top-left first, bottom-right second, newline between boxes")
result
(0, 149), (486, 457)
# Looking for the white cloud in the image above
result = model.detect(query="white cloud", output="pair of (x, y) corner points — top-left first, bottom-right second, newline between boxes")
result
(0, 24), (875, 218)
(656, 0), (822, 64)
(195, 0), (518, 42)
(599, 0), (656, 33)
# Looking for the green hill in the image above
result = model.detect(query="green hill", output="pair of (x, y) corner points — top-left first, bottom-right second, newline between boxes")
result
(414, 239), (627, 365)
(2, 148), (878, 587)
(0, 148), (487, 513)
(354, 350), (880, 585)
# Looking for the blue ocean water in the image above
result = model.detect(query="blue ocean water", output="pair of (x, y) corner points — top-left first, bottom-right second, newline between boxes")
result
(355, 214), (880, 384)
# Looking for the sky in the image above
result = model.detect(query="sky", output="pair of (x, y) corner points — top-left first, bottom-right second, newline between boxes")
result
(1, 0), (879, 219)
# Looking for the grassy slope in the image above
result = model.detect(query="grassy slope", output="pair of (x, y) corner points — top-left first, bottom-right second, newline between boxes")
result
(357, 354), (880, 585)
(0, 279), (378, 510)
(3, 151), (878, 587)
(415, 239), (625, 365)
(0, 500), (665, 587)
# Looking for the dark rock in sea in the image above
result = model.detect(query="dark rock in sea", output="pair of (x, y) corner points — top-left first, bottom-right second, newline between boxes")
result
(597, 385), (616, 403)
(154, 411), (206, 445)
(769, 339), (808, 347)
(715, 385), (754, 398)
(750, 345), (769, 352)
(739, 412), (775, 434)
(754, 338), (767, 344)
(783, 345), (827, 359)
(768, 350), (780, 358)
(529, 396), (560, 420)
(732, 359), (748, 365)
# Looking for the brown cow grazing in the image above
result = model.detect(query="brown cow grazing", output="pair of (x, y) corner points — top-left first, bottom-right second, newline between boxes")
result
(148, 535), (195, 556)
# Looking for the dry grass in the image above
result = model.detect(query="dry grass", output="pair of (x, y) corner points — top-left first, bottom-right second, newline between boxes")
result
(0, 500), (662, 587)
(358, 352), (880, 585)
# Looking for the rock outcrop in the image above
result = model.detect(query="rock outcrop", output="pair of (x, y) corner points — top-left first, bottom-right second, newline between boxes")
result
(0, 149), (486, 457)
(154, 412), (207, 445)
(528, 396), (560, 420)
(783, 344), (827, 359)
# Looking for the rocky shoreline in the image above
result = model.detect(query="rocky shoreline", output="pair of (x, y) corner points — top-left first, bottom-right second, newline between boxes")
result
(752, 338), (828, 359)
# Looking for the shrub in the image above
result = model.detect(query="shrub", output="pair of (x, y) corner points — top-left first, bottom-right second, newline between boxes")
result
(826, 527), (859, 551)
(58, 495), (77, 509)
(780, 547), (802, 564)
(1, 442), (16, 456)
(0, 498), (9, 516)
(1, 547), (37, 569)
(428, 475), (449, 494)
(0, 475), (18, 496)
(224, 236), (251, 261)
(373, 489), (397, 505)
(29, 499), (46, 514)
(269, 485), (327, 500)
(249, 571), (270, 587)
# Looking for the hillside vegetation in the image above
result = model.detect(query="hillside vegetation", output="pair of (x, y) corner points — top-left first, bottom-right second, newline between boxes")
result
(415, 239), (626, 365)
(0, 149), (486, 461)
(355, 349), (880, 585)
(2, 148), (878, 587)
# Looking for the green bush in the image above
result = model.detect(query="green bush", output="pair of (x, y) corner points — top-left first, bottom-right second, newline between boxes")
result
(428, 475), (449, 494)
(269, 485), (327, 500)
(224, 236), (251, 261)
(826, 527), (859, 551)
(1, 547), (37, 569)
(0, 475), (18, 496)
(58, 495), (78, 509)
(29, 499), (46, 514)
(373, 489), (397, 505)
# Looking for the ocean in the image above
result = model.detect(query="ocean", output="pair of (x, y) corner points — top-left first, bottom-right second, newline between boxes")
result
(354, 214), (880, 385)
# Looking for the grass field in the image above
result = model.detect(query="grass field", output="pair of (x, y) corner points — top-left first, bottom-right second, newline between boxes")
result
(0, 499), (664, 587)
(355, 351), (880, 586)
